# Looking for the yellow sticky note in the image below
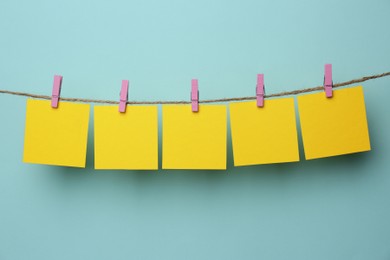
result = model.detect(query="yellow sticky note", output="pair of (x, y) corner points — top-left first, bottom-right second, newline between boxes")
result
(23, 99), (90, 167)
(94, 105), (158, 170)
(229, 98), (299, 166)
(162, 105), (227, 169)
(297, 86), (370, 160)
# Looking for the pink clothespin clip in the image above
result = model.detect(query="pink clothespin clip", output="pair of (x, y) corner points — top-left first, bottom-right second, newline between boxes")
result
(256, 74), (265, 107)
(191, 79), (199, 112)
(119, 80), (129, 113)
(324, 64), (333, 98)
(51, 75), (63, 108)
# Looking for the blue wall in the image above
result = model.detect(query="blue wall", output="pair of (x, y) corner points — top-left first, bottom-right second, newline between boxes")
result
(1, 0), (390, 259)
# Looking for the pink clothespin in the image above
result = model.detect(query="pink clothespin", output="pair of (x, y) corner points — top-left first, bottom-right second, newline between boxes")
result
(256, 74), (265, 107)
(119, 80), (129, 113)
(191, 79), (199, 112)
(51, 75), (63, 108)
(324, 64), (333, 98)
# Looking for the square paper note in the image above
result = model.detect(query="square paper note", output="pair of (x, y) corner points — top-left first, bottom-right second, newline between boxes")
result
(163, 105), (227, 169)
(229, 98), (299, 166)
(94, 105), (158, 170)
(297, 86), (370, 160)
(23, 99), (90, 167)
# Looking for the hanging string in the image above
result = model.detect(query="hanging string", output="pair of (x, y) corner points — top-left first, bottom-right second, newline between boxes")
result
(1, 71), (389, 105)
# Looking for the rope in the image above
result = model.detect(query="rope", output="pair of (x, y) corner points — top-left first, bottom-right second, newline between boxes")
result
(1, 71), (390, 104)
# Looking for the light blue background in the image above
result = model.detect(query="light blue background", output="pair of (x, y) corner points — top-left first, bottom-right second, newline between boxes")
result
(1, 0), (390, 259)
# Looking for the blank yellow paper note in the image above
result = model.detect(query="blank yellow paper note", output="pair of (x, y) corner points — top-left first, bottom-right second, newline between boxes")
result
(229, 99), (299, 166)
(297, 86), (370, 160)
(94, 106), (158, 170)
(162, 105), (227, 169)
(23, 99), (90, 167)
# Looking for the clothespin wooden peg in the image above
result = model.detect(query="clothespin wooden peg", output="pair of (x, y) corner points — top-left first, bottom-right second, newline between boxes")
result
(119, 80), (129, 113)
(191, 79), (199, 112)
(324, 64), (333, 98)
(256, 74), (265, 107)
(51, 75), (63, 108)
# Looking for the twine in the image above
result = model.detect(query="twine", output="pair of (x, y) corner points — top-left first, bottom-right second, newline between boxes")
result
(1, 71), (389, 105)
